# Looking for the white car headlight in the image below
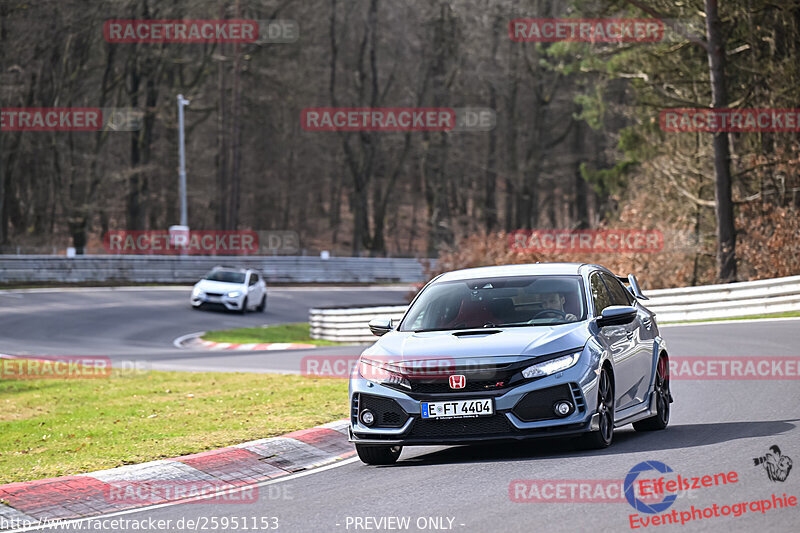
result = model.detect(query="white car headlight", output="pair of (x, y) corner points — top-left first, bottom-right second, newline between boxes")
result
(227, 291), (242, 298)
(358, 359), (411, 390)
(192, 286), (203, 296)
(522, 352), (581, 379)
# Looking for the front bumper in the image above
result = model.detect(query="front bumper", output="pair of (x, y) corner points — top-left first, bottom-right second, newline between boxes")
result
(349, 358), (600, 446)
(348, 414), (599, 446)
(191, 293), (244, 311)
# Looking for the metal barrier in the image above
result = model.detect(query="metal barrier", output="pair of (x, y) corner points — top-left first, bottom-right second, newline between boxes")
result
(310, 305), (409, 342)
(645, 275), (800, 322)
(0, 255), (431, 284)
(309, 275), (800, 342)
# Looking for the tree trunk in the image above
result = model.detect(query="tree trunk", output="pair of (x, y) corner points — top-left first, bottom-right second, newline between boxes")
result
(227, 0), (243, 230)
(572, 117), (589, 229)
(705, 0), (736, 282)
(216, 0), (229, 229)
(484, 85), (498, 232)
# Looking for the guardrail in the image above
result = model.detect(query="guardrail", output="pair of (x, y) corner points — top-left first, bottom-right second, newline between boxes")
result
(645, 275), (800, 322)
(310, 305), (409, 342)
(0, 255), (431, 284)
(309, 274), (800, 342)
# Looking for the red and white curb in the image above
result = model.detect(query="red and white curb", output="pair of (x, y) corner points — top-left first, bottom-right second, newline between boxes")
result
(0, 420), (353, 528)
(173, 332), (317, 351)
(198, 339), (317, 351)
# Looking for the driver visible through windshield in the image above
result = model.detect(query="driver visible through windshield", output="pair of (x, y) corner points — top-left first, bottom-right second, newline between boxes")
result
(401, 275), (586, 332)
(204, 270), (246, 284)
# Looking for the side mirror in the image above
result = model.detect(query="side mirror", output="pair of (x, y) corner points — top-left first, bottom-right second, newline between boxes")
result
(596, 305), (638, 328)
(368, 317), (394, 336)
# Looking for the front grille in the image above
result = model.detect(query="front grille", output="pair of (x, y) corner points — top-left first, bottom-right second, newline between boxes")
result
(358, 394), (409, 428)
(383, 412), (404, 425)
(408, 415), (514, 438)
(512, 384), (575, 422)
(410, 380), (510, 394)
(406, 364), (518, 395)
(205, 292), (224, 297)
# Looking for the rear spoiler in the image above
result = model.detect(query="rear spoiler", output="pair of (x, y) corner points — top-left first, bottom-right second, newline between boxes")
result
(617, 274), (649, 300)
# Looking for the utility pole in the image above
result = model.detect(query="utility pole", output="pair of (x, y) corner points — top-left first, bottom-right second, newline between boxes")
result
(177, 94), (191, 227)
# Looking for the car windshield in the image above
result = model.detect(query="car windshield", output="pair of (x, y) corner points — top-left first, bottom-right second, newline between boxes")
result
(204, 270), (246, 284)
(400, 275), (586, 332)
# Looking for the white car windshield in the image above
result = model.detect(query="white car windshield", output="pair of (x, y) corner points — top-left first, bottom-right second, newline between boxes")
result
(401, 275), (586, 332)
(204, 271), (246, 284)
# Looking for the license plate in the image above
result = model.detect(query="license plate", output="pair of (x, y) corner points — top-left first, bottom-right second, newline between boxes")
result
(421, 398), (493, 419)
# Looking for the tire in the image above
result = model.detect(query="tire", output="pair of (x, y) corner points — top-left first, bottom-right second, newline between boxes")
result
(355, 444), (402, 465)
(239, 297), (248, 314)
(256, 295), (267, 312)
(634, 354), (671, 431)
(579, 367), (614, 449)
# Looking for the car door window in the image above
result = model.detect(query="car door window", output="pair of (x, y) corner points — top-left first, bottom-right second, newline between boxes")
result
(601, 273), (633, 306)
(248, 274), (257, 286)
(590, 273), (612, 315)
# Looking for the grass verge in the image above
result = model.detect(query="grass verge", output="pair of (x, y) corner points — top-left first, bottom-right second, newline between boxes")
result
(662, 310), (800, 325)
(201, 322), (344, 346)
(0, 365), (348, 483)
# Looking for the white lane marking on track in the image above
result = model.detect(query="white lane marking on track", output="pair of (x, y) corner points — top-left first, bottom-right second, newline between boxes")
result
(172, 331), (205, 348)
(1, 457), (361, 533)
(661, 316), (800, 328)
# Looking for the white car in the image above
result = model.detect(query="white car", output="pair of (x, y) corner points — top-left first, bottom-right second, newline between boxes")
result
(191, 267), (267, 313)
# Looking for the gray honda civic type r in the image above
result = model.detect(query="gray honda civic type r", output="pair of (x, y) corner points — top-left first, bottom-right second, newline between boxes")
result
(348, 263), (672, 465)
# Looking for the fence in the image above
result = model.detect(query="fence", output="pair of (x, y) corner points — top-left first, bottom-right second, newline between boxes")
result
(309, 275), (800, 342)
(0, 255), (431, 284)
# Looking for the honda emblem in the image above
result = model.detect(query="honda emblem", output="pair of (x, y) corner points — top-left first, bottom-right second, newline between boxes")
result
(449, 374), (466, 389)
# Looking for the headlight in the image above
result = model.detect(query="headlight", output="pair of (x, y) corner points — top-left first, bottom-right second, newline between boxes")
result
(522, 352), (581, 379)
(192, 286), (203, 296)
(358, 358), (411, 389)
(227, 291), (242, 298)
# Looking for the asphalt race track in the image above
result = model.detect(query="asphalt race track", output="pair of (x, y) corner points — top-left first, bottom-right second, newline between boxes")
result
(1, 288), (799, 532)
(0, 286), (409, 373)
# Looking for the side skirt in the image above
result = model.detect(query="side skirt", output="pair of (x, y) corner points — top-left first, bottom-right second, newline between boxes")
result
(613, 393), (657, 427)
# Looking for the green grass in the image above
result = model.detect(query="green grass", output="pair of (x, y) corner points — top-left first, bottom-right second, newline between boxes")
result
(0, 364), (348, 483)
(662, 310), (800, 324)
(202, 322), (344, 346)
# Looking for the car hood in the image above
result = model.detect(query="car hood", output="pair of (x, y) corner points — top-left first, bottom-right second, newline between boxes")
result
(194, 279), (245, 292)
(362, 322), (590, 364)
